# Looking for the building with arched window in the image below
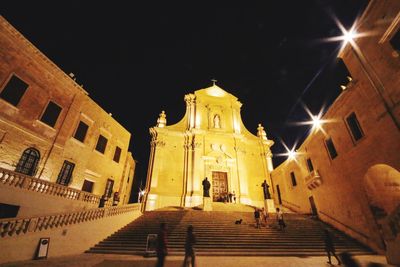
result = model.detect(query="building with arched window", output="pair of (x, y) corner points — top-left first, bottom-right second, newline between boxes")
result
(0, 16), (136, 218)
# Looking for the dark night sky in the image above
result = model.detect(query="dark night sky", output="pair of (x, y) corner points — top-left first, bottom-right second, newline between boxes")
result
(2, 1), (368, 201)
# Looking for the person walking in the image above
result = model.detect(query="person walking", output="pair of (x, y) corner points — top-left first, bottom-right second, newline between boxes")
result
(228, 191), (233, 203)
(324, 229), (341, 265)
(156, 223), (168, 267)
(261, 207), (268, 227)
(183, 225), (196, 267)
(254, 208), (261, 228)
(276, 207), (286, 231)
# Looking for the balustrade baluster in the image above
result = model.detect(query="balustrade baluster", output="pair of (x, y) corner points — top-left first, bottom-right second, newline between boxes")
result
(6, 220), (17, 236)
(11, 220), (23, 235)
(22, 219), (31, 233)
(52, 215), (60, 227)
(36, 217), (44, 231)
(3, 173), (10, 184)
(60, 214), (68, 226)
(10, 175), (18, 186)
(0, 221), (10, 237)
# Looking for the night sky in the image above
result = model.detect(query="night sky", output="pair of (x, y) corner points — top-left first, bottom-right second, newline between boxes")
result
(2, 1), (368, 201)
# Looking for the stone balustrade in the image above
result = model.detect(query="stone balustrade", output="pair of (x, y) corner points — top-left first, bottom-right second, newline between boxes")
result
(304, 170), (323, 190)
(0, 203), (140, 238)
(0, 167), (101, 204)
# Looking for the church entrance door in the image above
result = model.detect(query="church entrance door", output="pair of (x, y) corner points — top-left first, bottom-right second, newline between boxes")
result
(212, 171), (228, 202)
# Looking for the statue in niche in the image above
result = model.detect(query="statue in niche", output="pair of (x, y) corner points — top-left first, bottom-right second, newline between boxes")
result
(213, 114), (220, 128)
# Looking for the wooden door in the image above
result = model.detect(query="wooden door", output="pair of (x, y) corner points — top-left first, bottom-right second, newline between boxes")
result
(212, 171), (228, 202)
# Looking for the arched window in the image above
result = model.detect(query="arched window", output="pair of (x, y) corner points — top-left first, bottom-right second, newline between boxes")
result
(15, 148), (40, 176)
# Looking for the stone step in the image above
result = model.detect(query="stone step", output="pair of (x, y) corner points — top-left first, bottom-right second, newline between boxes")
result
(86, 249), (375, 256)
(86, 208), (373, 256)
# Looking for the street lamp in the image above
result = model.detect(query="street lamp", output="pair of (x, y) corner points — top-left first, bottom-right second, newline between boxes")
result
(287, 149), (297, 161)
(337, 24), (400, 130)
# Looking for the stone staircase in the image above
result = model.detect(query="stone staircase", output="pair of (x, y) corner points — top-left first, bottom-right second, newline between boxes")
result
(86, 204), (374, 256)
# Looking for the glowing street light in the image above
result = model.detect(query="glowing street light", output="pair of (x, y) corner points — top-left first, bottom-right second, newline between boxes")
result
(287, 149), (297, 161)
(334, 21), (400, 130)
(311, 115), (323, 131)
(343, 29), (356, 45)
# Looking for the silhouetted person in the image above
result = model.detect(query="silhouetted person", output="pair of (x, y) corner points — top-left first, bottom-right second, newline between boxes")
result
(276, 207), (286, 231)
(339, 251), (360, 266)
(202, 177), (211, 197)
(156, 223), (168, 267)
(324, 229), (341, 265)
(254, 208), (261, 228)
(228, 191), (233, 203)
(183, 225), (196, 267)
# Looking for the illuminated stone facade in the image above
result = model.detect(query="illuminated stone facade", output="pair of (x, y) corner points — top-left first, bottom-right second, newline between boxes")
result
(143, 84), (274, 211)
(271, 0), (400, 259)
(0, 16), (135, 210)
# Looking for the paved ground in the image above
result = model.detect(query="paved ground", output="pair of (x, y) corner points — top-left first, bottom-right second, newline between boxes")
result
(0, 253), (395, 267)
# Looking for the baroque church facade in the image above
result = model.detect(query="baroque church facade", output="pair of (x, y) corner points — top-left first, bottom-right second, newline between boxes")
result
(143, 84), (274, 211)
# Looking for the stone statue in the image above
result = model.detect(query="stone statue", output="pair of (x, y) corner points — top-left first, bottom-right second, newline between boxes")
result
(156, 110), (167, 128)
(202, 177), (211, 197)
(213, 114), (220, 128)
(261, 179), (271, 199)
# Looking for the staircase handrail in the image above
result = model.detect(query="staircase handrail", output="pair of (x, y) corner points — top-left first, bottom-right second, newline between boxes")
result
(0, 203), (141, 238)
(381, 203), (400, 240)
(0, 166), (101, 204)
(319, 210), (370, 240)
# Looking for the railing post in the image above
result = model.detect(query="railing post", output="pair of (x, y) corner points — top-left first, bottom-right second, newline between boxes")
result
(21, 176), (31, 189)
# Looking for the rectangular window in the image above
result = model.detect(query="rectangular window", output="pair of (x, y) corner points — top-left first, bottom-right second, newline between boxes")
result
(346, 112), (364, 142)
(290, 171), (297, 187)
(95, 135), (108, 154)
(82, 179), (94, 193)
(325, 138), (338, 159)
(104, 179), (114, 198)
(0, 203), (20, 219)
(390, 29), (400, 52)
(0, 75), (28, 106)
(56, 160), (75, 186)
(113, 146), (122, 163)
(40, 101), (62, 127)
(73, 121), (89, 143)
(306, 158), (314, 172)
